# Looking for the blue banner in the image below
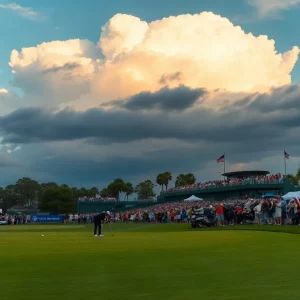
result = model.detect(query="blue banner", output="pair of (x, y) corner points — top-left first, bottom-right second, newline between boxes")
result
(30, 215), (63, 223)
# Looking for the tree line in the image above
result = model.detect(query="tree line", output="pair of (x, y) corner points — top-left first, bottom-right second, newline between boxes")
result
(2, 170), (296, 214)
(0, 172), (197, 213)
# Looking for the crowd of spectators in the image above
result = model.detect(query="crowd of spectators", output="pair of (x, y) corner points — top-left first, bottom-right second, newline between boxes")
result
(2, 193), (300, 226)
(78, 196), (117, 202)
(59, 197), (299, 225)
(0, 214), (31, 225)
(112, 197), (300, 225)
(166, 174), (283, 193)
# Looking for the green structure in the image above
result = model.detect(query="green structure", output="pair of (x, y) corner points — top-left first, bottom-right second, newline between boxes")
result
(6, 207), (40, 215)
(77, 170), (296, 213)
(77, 200), (156, 213)
(157, 171), (296, 202)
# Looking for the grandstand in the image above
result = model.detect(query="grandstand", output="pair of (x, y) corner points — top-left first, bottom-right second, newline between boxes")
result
(157, 170), (296, 202)
(77, 170), (296, 213)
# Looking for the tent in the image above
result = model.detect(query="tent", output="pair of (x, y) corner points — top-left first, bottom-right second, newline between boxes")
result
(184, 195), (203, 201)
(282, 191), (300, 200)
(263, 193), (277, 198)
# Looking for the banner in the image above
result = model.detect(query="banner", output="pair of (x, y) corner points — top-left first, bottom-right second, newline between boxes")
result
(30, 215), (63, 223)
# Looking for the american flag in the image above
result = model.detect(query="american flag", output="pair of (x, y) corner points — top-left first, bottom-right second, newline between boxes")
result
(284, 150), (290, 159)
(217, 154), (225, 163)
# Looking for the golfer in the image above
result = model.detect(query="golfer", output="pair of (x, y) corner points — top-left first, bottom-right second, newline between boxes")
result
(93, 211), (110, 237)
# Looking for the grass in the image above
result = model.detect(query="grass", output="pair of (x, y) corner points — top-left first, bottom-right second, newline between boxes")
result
(1, 223), (300, 300)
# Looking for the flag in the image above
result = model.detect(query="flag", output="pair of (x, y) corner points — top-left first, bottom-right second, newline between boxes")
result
(284, 150), (290, 159)
(217, 154), (225, 163)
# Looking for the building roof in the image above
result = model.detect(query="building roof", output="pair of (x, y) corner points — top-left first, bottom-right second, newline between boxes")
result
(221, 170), (270, 178)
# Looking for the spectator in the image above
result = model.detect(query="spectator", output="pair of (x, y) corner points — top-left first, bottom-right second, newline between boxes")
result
(215, 202), (225, 226)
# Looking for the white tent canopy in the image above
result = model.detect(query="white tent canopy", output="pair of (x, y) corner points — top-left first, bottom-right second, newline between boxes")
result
(282, 191), (300, 200)
(184, 195), (203, 201)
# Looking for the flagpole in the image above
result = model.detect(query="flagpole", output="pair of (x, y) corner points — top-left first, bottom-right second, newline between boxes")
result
(223, 153), (226, 180)
(284, 151), (287, 175)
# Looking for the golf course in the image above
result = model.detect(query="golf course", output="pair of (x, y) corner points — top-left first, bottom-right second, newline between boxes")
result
(1, 223), (300, 300)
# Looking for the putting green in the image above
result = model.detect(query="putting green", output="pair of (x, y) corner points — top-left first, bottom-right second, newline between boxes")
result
(1, 223), (300, 300)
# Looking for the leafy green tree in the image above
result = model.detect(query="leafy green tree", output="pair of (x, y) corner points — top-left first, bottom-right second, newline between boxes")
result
(1, 185), (20, 210)
(15, 177), (40, 207)
(77, 187), (89, 197)
(296, 168), (300, 183)
(89, 187), (99, 197)
(70, 187), (80, 199)
(39, 187), (75, 214)
(135, 180), (155, 200)
(41, 182), (58, 190)
(107, 178), (125, 201)
(0, 187), (6, 211)
(285, 174), (299, 185)
(38, 182), (59, 204)
(100, 188), (110, 198)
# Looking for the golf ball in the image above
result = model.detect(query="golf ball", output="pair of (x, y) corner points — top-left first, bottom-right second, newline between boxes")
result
(41, 234), (44, 237)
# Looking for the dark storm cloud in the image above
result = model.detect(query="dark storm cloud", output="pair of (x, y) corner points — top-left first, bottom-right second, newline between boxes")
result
(246, 85), (300, 113)
(0, 84), (300, 148)
(104, 86), (206, 111)
(118, 86), (206, 111)
(0, 154), (22, 168)
(2, 84), (300, 189)
(28, 143), (221, 187)
(26, 134), (300, 188)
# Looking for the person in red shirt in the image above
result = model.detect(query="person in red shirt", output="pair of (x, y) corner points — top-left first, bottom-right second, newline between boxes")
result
(215, 203), (225, 226)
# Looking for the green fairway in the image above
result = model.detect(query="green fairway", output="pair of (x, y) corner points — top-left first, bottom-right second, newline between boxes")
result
(1, 223), (300, 300)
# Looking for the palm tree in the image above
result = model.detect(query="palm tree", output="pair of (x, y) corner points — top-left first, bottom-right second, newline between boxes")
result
(123, 182), (134, 201)
(175, 173), (196, 187)
(175, 174), (186, 187)
(162, 172), (172, 190)
(156, 173), (165, 191)
(185, 173), (196, 185)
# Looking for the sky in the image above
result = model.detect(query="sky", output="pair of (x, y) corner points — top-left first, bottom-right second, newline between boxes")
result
(1, 0), (300, 190)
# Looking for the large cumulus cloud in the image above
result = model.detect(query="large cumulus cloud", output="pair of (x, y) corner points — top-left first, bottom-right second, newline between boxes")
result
(1, 12), (300, 187)
(5, 12), (299, 112)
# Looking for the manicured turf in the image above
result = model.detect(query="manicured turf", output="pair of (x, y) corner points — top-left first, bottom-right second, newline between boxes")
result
(1, 223), (300, 300)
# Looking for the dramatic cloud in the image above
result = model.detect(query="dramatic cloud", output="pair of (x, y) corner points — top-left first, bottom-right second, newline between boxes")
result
(1, 84), (300, 146)
(0, 89), (23, 115)
(1, 12), (300, 187)
(0, 2), (40, 20)
(7, 12), (299, 111)
(107, 86), (206, 111)
(248, 0), (300, 16)
(9, 39), (99, 107)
